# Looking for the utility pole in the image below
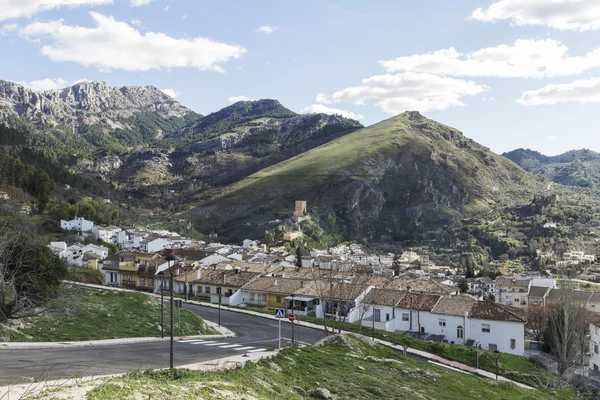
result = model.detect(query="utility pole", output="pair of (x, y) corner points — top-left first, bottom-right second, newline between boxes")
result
(159, 272), (164, 339)
(217, 288), (222, 327)
(372, 307), (375, 340)
(165, 254), (180, 370)
(291, 294), (295, 346)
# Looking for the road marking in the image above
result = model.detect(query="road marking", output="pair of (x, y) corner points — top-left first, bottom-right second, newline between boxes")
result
(247, 348), (267, 353)
(190, 341), (217, 345)
(218, 344), (243, 348)
(178, 339), (205, 343)
(234, 346), (256, 351)
(202, 342), (229, 346)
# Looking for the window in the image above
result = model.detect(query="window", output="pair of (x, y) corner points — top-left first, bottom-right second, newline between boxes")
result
(482, 324), (491, 333)
(205, 287), (211, 293)
(595, 344), (599, 355)
(489, 344), (498, 351)
(595, 364), (599, 373)
(513, 298), (520, 302)
(596, 326), (600, 335)
(457, 326), (464, 339)
(386, 313), (390, 322)
(374, 309), (381, 322)
(420, 327), (425, 333)
(520, 299), (527, 305)
(250, 293), (255, 301)
(593, 305), (596, 308)
(510, 339), (516, 350)
(149, 278), (154, 286)
(402, 313), (409, 322)
(276, 296), (282, 303)
(139, 277), (145, 285)
(439, 319), (446, 327)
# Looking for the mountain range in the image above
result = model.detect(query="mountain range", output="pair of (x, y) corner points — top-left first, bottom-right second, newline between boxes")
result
(503, 148), (600, 188)
(1, 78), (597, 244)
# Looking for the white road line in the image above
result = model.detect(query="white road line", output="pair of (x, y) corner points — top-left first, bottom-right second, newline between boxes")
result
(234, 346), (256, 351)
(247, 348), (267, 353)
(178, 339), (205, 343)
(190, 341), (217, 345)
(218, 344), (243, 348)
(203, 342), (229, 347)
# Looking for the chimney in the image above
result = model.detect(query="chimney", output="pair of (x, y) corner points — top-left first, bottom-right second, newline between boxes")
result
(274, 279), (278, 287)
(195, 268), (201, 281)
(300, 280), (304, 288)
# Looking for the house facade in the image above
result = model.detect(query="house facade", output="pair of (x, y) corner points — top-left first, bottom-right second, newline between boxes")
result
(495, 277), (531, 308)
(61, 217), (94, 232)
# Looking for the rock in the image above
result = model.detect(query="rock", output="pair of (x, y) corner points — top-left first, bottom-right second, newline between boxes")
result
(357, 366), (365, 371)
(292, 386), (306, 396)
(313, 388), (332, 399)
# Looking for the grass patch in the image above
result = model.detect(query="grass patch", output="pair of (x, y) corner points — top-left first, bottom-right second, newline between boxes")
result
(224, 305), (547, 388)
(3, 287), (218, 342)
(52, 334), (576, 399)
(65, 267), (105, 285)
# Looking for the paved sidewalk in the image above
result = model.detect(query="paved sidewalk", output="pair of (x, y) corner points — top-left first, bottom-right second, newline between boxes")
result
(0, 349), (279, 399)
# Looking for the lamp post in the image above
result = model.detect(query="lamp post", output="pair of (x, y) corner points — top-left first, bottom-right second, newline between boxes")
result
(217, 287), (222, 327)
(158, 271), (164, 339)
(165, 254), (180, 369)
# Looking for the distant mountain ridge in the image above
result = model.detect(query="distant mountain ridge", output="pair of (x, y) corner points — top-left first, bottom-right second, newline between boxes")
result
(503, 148), (600, 188)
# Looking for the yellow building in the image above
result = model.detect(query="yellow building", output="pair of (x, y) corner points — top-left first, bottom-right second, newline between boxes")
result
(240, 277), (304, 309)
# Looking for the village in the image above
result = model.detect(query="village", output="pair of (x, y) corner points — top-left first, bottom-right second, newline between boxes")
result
(41, 201), (600, 381)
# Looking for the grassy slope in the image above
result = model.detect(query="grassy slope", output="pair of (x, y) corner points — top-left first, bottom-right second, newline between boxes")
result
(43, 335), (574, 400)
(225, 306), (543, 387)
(3, 288), (217, 342)
(193, 112), (540, 241)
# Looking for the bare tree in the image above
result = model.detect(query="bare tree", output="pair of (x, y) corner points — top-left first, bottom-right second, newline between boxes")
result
(527, 305), (547, 342)
(544, 278), (590, 378)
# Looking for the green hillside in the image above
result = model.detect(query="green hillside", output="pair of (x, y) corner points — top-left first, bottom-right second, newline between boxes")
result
(504, 148), (600, 188)
(190, 111), (541, 242)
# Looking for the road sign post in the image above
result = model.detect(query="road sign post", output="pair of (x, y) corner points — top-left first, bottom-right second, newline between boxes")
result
(275, 308), (285, 349)
(288, 314), (296, 346)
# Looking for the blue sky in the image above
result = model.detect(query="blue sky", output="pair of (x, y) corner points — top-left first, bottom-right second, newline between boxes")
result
(2, 0), (600, 155)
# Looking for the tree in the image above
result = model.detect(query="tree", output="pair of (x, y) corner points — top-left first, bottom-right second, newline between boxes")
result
(457, 279), (469, 294)
(392, 253), (402, 276)
(527, 306), (547, 342)
(544, 279), (590, 378)
(0, 228), (67, 322)
(295, 246), (303, 270)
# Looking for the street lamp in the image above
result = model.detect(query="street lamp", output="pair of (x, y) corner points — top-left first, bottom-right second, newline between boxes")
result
(217, 287), (222, 327)
(158, 271), (164, 339)
(165, 254), (180, 369)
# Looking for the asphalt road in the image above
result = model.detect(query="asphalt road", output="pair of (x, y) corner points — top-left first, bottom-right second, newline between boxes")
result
(0, 304), (327, 385)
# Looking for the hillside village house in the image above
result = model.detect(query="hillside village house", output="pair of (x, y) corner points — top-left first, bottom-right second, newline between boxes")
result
(495, 277), (531, 308)
(361, 290), (527, 355)
(20, 205), (31, 215)
(238, 277), (305, 309)
(173, 268), (261, 305)
(0, 191), (9, 200)
(92, 225), (122, 243)
(82, 252), (100, 269)
(100, 251), (160, 288)
(589, 315), (600, 378)
(61, 217), (94, 232)
(527, 286), (551, 307)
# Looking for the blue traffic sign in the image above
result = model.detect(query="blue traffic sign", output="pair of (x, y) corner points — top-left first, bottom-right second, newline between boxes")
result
(274, 308), (285, 318)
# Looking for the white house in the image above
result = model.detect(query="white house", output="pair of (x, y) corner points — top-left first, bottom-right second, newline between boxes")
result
(60, 217), (94, 232)
(81, 243), (109, 259)
(360, 290), (527, 355)
(64, 244), (85, 267)
(92, 226), (122, 243)
(140, 237), (171, 253)
(589, 315), (600, 378)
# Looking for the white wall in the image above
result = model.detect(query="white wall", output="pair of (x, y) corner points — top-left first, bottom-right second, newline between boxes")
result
(589, 323), (600, 374)
(469, 318), (524, 355)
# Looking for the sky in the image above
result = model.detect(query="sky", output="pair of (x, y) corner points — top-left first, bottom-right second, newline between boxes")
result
(1, 0), (600, 156)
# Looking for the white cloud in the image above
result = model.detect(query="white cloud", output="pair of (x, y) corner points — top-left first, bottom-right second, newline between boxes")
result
(17, 77), (69, 91)
(472, 0), (600, 31)
(130, 18), (142, 25)
(163, 5), (169, 11)
(130, 0), (152, 6)
(160, 88), (180, 98)
(379, 39), (600, 79)
(228, 95), (250, 103)
(545, 136), (560, 140)
(181, 14), (187, 20)
(518, 77), (600, 105)
(301, 104), (364, 120)
(257, 25), (276, 34)
(0, 23), (18, 35)
(317, 72), (487, 114)
(0, 0), (112, 21)
(19, 12), (247, 72)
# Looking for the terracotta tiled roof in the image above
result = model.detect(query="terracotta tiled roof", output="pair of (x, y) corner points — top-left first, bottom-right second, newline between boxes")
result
(396, 292), (442, 311)
(495, 277), (530, 287)
(376, 278), (456, 295)
(241, 277), (305, 294)
(432, 296), (477, 316)
(588, 314), (600, 328)
(469, 301), (526, 323)
(528, 286), (550, 298)
(176, 269), (261, 287)
(547, 289), (593, 303)
(363, 289), (405, 307)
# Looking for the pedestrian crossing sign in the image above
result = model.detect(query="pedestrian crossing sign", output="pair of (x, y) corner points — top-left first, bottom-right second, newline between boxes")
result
(275, 308), (285, 318)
